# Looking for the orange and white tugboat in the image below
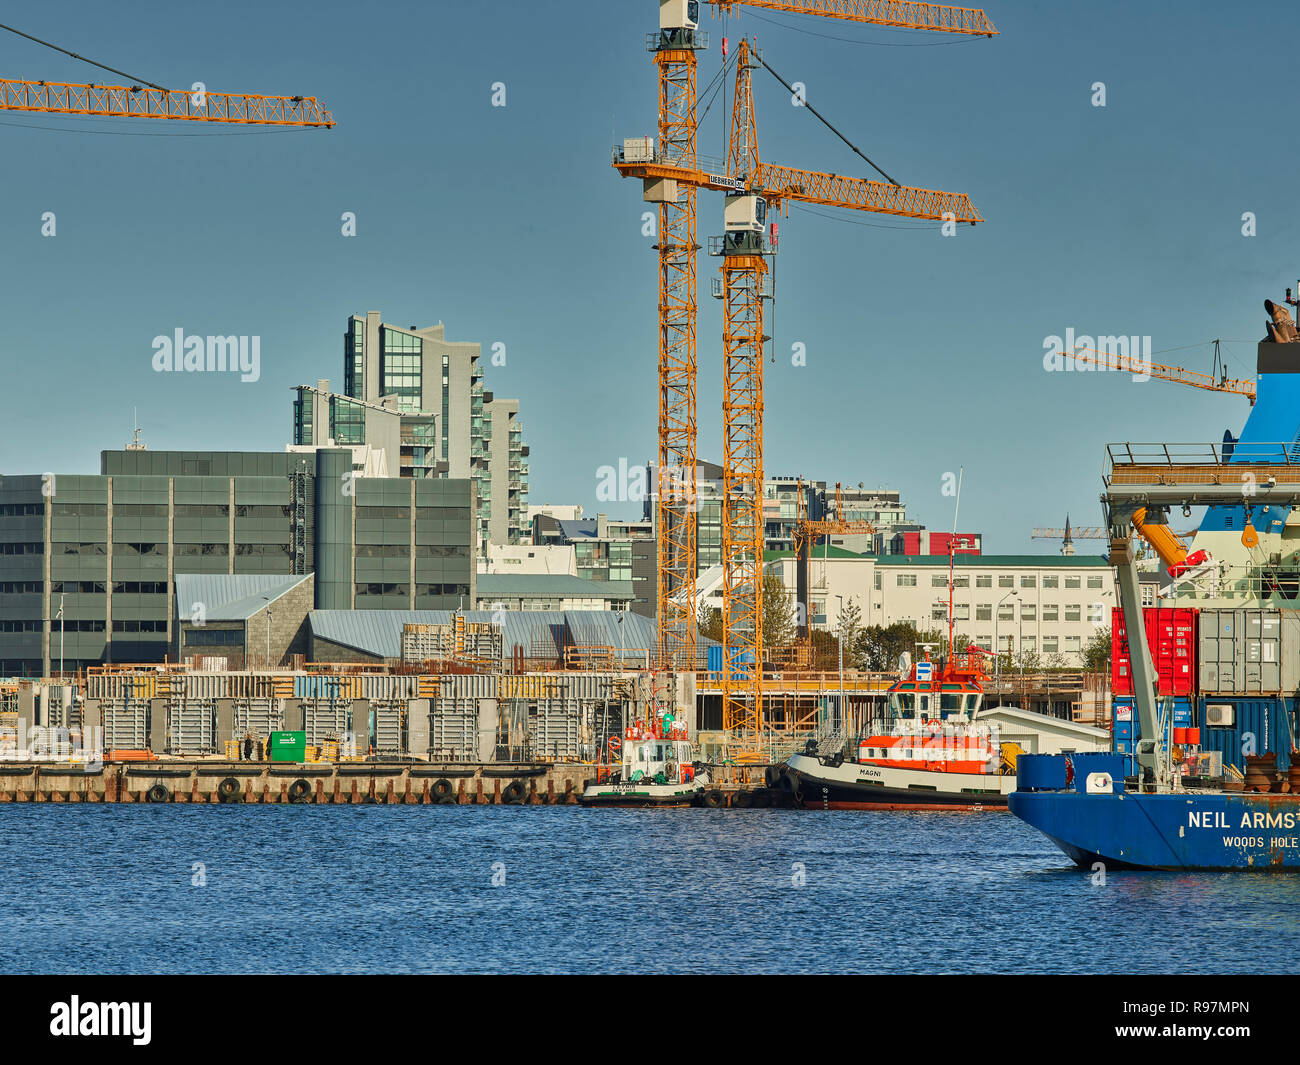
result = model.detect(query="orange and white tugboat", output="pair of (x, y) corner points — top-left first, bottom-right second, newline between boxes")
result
(786, 535), (1016, 810)
(581, 709), (708, 808)
(785, 644), (1014, 810)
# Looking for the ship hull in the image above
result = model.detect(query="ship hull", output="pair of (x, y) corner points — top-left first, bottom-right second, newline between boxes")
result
(580, 778), (705, 808)
(786, 752), (1011, 811)
(1010, 789), (1300, 870)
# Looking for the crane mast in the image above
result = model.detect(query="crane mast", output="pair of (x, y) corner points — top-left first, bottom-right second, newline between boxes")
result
(640, 0), (994, 681)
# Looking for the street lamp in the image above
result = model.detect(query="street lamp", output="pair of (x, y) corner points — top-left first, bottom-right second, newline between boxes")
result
(994, 590), (1017, 682)
(835, 595), (846, 739)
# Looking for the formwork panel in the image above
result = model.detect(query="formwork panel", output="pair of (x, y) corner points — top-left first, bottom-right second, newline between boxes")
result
(429, 698), (476, 761)
(103, 699), (148, 750)
(169, 701), (216, 755)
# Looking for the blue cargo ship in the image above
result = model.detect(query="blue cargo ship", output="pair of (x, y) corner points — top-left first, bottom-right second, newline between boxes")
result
(1011, 753), (1300, 870)
(1009, 291), (1300, 870)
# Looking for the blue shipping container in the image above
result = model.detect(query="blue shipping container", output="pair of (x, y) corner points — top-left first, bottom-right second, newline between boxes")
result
(707, 645), (724, 675)
(1196, 696), (1295, 772)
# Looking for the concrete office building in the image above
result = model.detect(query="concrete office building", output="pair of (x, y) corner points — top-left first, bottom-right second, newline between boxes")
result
(293, 312), (530, 550)
(0, 448), (475, 677)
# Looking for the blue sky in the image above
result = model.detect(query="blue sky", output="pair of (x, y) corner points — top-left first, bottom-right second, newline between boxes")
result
(0, 0), (1290, 553)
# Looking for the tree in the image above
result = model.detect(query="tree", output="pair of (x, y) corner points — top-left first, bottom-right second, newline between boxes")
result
(1043, 651), (1069, 672)
(696, 600), (723, 644)
(761, 567), (795, 649)
(855, 622), (921, 672)
(1083, 626), (1111, 674)
(836, 599), (864, 667)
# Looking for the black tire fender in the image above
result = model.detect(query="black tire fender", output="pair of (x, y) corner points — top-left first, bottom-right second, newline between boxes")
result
(287, 778), (312, 804)
(146, 783), (170, 804)
(502, 780), (527, 805)
(217, 777), (241, 803)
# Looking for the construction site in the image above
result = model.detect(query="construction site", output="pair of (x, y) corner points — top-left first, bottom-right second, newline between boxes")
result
(0, 0), (1129, 806)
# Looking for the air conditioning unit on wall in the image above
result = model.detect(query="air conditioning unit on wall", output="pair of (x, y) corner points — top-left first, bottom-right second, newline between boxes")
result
(1204, 704), (1235, 727)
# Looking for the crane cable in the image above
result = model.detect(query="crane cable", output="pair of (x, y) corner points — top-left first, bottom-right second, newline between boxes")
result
(0, 21), (169, 91)
(758, 54), (900, 187)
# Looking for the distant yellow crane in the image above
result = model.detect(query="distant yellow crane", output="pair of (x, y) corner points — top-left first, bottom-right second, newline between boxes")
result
(794, 481), (875, 657)
(1064, 345), (1255, 405)
(1059, 341), (1254, 568)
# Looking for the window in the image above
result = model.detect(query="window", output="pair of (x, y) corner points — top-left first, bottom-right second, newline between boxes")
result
(1086, 575), (1104, 589)
(1021, 636), (1036, 653)
(976, 575), (992, 588)
(355, 583), (409, 597)
(953, 575), (969, 589)
(931, 575), (948, 587)
(954, 604), (970, 621)
(976, 604), (992, 621)
(1042, 636), (1059, 654)
(1020, 575), (1036, 588)
(112, 620), (167, 633)
(998, 575), (1013, 588)
(1065, 604), (1081, 622)
(1042, 603), (1059, 622)
(931, 606), (946, 621)
(1042, 575), (1058, 589)
(1020, 603), (1036, 621)
(896, 574), (917, 587)
(1087, 602), (1105, 624)
(1064, 635), (1082, 653)
(1065, 575), (1081, 589)
(112, 542), (163, 556)
(174, 543), (228, 557)
(997, 603), (1014, 622)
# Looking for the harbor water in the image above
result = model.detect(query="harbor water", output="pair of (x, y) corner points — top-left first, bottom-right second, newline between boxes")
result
(4, 807), (1300, 974)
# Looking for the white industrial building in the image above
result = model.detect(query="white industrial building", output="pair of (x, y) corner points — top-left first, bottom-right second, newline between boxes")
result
(768, 552), (1117, 667)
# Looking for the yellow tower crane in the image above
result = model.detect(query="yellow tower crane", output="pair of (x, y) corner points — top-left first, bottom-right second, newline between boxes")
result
(0, 21), (333, 127)
(632, 1), (996, 674)
(711, 36), (984, 739)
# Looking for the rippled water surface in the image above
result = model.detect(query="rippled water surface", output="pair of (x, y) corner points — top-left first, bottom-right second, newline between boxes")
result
(3, 806), (1298, 974)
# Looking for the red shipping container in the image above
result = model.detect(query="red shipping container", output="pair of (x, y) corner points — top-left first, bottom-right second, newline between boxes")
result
(1110, 606), (1197, 696)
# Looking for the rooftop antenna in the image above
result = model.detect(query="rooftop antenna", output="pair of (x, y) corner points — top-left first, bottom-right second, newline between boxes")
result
(125, 407), (146, 451)
(951, 465), (964, 535)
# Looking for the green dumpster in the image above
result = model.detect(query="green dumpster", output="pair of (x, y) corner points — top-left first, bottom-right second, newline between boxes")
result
(270, 731), (307, 763)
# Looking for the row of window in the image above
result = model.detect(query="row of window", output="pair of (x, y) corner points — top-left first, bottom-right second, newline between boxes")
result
(979, 634), (1084, 655)
(1, 620), (169, 634)
(48, 503), (286, 519)
(0, 503), (44, 516)
(945, 603), (1105, 623)
(1, 580), (175, 595)
(0, 543), (42, 554)
(184, 628), (242, 646)
(904, 574), (1107, 590)
(910, 572), (1106, 590)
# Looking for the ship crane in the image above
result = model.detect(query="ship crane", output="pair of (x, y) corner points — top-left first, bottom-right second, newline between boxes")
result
(0, 22), (334, 127)
(1058, 342), (1259, 571)
(1064, 343), (1255, 406)
(628, 0), (996, 676)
